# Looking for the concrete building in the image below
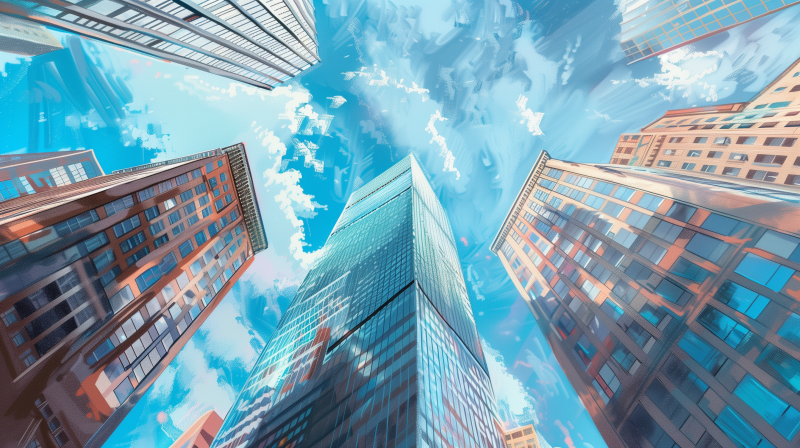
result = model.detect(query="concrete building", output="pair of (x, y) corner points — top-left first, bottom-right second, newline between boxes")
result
(0, 13), (61, 55)
(620, 0), (800, 63)
(610, 56), (800, 185)
(0, 0), (319, 90)
(504, 424), (541, 448)
(493, 150), (800, 447)
(0, 144), (267, 448)
(0, 150), (104, 201)
(211, 154), (504, 448)
(169, 410), (224, 448)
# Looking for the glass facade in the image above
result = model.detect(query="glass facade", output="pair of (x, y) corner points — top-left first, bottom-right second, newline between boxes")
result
(212, 155), (503, 448)
(620, 0), (800, 63)
(3, 0), (319, 89)
(493, 151), (800, 447)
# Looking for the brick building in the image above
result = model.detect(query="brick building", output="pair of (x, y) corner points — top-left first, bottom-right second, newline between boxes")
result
(0, 143), (267, 448)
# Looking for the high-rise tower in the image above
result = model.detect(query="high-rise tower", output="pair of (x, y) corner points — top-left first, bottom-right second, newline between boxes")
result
(0, 144), (267, 448)
(494, 150), (800, 447)
(0, 0), (319, 90)
(620, 0), (800, 64)
(212, 154), (504, 448)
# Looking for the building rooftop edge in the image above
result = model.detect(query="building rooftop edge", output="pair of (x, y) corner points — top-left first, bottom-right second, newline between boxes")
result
(490, 150), (550, 254)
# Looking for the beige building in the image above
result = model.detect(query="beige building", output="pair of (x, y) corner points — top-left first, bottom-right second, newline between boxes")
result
(504, 424), (541, 448)
(610, 56), (800, 185)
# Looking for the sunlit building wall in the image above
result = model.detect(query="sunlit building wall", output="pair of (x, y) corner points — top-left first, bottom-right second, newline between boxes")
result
(610, 56), (800, 185)
(212, 154), (504, 448)
(620, 0), (800, 63)
(0, 13), (62, 55)
(0, 0), (319, 90)
(169, 410), (224, 448)
(503, 424), (541, 448)
(493, 150), (800, 448)
(0, 144), (267, 448)
(0, 150), (104, 201)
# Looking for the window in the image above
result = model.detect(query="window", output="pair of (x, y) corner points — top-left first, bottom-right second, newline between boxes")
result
(626, 210), (649, 229)
(125, 246), (150, 266)
(760, 121), (778, 128)
(12, 332), (25, 346)
(92, 249), (116, 271)
(2, 310), (19, 326)
(144, 205), (160, 221)
(135, 253), (178, 293)
(168, 210), (181, 225)
(207, 223), (220, 237)
(652, 220), (682, 243)
(108, 285), (135, 314)
(735, 253), (794, 292)
(584, 195), (603, 209)
(746, 170), (778, 182)
(138, 186), (156, 202)
(715, 281), (769, 319)
(120, 231), (146, 253)
(729, 152), (748, 161)
(687, 150), (701, 157)
(195, 183), (207, 194)
(153, 235), (169, 248)
(104, 195), (134, 216)
(665, 202), (696, 222)
(149, 220), (165, 236)
(738, 123), (754, 128)
(593, 362), (620, 404)
(179, 189), (194, 202)
(715, 406), (771, 448)
(657, 160), (671, 167)
(693, 137), (707, 144)
(99, 265), (121, 287)
(663, 149), (677, 155)
(722, 167), (741, 176)
(701, 213), (747, 236)
(195, 230), (207, 246)
(713, 137), (729, 145)
(163, 198), (177, 210)
(764, 137), (796, 147)
(112, 215), (141, 237)
(778, 314), (800, 348)
(668, 137), (682, 143)
(637, 241), (666, 264)
(706, 151), (722, 158)
(787, 120), (800, 127)
(179, 240), (194, 258)
(655, 278), (690, 306)
(697, 306), (749, 349)
(612, 187), (634, 201)
(773, 87), (786, 93)
(787, 175), (800, 186)
(700, 165), (716, 173)
(733, 374), (800, 440)
(681, 163), (696, 170)
(53, 210), (99, 237)
(670, 257), (711, 283)
(756, 230), (800, 261)
(172, 223), (185, 237)
(754, 154), (786, 165)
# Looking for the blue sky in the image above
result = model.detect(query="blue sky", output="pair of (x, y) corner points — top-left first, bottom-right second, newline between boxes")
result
(3, 1), (800, 447)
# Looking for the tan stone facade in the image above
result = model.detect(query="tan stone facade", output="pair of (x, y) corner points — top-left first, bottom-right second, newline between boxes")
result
(610, 57), (800, 185)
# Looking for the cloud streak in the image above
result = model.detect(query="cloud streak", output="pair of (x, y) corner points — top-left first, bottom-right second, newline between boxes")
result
(425, 111), (461, 180)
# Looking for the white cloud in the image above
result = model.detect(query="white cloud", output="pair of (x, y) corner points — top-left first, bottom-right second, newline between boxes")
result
(327, 95), (347, 108)
(343, 66), (430, 101)
(483, 340), (538, 429)
(516, 95), (545, 136)
(611, 48), (724, 102)
(466, 265), (486, 301)
(561, 36), (581, 86)
(586, 109), (621, 123)
(259, 128), (325, 268)
(425, 111), (461, 180)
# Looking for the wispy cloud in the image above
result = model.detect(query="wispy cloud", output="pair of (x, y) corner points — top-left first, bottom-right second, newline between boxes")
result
(343, 66), (430, 101)
(483, 340), (539, 429)
(327, 95), (347, 108)
(425, 111), (461, 180)
(516, 95), (545, 136)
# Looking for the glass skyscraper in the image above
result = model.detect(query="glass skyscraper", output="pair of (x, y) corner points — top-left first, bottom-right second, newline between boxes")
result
(494, 150), (800, 447)
(0, 0), (319, 89)
(620, 0), (800, 63)
(212, 154), (504, 448)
